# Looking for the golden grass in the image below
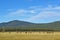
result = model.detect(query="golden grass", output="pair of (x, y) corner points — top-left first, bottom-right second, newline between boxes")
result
(0, 32), (60, 40)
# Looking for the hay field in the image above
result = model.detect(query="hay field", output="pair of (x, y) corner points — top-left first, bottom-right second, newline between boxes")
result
(0, 32), (60, 40)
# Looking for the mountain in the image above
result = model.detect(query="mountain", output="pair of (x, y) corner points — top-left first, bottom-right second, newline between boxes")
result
(0, 20), (60, 31)
(0, 20), (34, 28)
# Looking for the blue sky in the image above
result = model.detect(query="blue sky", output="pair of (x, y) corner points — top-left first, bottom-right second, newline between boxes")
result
(0, 0), (60, 23)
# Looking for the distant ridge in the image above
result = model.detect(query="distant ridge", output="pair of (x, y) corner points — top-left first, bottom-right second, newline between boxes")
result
(0, 20), (60, 31)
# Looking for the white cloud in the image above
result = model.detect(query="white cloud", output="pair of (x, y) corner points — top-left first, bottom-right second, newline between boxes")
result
(27, 11), (60, 20)
(5, 9), (36, 18)
(26, 5), (60, 23)
(6, 10), (26, 17)
(4, 5), (60, 23)
(28, 10), (36, 13)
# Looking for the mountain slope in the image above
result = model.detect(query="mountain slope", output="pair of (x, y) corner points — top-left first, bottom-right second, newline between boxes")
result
(0, 20), (60, 31)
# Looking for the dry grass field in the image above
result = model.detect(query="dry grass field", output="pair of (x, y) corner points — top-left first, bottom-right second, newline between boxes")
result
(0, 32), (60, 40)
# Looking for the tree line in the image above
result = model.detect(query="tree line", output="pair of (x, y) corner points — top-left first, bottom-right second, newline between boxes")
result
(0, 27), (56, 32)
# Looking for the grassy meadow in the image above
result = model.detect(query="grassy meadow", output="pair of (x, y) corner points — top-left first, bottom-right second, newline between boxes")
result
(0, 32), (60, 40)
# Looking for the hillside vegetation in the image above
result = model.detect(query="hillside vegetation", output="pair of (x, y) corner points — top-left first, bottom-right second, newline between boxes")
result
(0, 20), (60, 32)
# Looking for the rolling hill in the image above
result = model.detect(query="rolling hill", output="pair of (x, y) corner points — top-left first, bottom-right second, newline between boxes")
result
(0, 20), (60, 31)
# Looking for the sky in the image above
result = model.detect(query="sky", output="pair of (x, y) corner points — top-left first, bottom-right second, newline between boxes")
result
(0, 0), (60, 23)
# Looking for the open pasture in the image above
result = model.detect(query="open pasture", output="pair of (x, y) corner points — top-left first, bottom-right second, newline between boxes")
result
(0, 32), (60, 40)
